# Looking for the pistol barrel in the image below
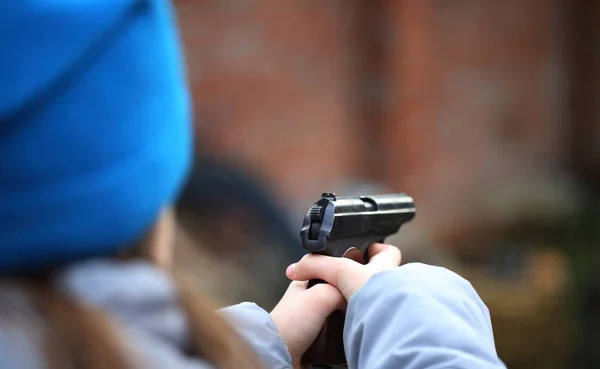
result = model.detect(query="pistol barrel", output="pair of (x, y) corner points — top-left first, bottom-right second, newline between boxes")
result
(300, 193), (416, 255)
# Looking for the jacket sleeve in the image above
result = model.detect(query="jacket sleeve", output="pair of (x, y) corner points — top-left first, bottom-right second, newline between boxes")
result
(344, 262), (507, 369)
(219, 302), (292, 369)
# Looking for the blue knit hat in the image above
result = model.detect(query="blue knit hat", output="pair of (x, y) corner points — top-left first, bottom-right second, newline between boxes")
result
(0, 0), (192, 273)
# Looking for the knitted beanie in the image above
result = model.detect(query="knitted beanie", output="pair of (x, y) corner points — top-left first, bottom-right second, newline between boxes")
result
(0, 0), (192, 273)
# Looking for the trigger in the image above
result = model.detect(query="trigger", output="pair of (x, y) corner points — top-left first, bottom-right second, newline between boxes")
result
(342, 247), (364, 264)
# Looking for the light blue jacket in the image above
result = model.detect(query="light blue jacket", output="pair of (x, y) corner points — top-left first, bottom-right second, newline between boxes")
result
(0, 260), (506, 368)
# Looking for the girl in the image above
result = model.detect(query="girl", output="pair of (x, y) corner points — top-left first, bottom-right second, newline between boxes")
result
(0, 1), (506, 368)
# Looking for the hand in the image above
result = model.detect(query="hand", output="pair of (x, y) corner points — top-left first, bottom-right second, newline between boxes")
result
(286, 243), (402, 300)
(270, 280), (344, 368)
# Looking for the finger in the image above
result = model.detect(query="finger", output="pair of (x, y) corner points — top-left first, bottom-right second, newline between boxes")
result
(287, 280), (308, 292)
(306, 283), (346, 313)
(285, 263), (297, 280)
(367, 243), (401, 269)
(287, 253), (361, 289)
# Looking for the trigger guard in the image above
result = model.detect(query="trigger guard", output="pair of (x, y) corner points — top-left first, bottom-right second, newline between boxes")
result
(342, 247), (364, 264)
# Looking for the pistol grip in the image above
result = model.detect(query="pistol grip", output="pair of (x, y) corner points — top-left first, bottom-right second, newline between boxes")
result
(301, 242), (381, 366)
(301, 279), (346, 367)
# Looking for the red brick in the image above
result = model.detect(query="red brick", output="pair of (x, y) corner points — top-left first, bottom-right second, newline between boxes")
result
(173, 0), (579, 244)
(175, 1), (362, 201)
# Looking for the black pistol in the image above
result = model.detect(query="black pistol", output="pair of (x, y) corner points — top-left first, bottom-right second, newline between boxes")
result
(300, 193), (416, 368)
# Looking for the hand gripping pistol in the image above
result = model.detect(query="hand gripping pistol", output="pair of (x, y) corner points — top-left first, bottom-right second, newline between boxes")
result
(300, 193), (416, 368)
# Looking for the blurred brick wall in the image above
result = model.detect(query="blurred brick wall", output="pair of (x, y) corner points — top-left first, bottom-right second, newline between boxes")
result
(383, 0), (568, 193)
(174, 0), (594, 246)
(175, 0), (364, 205)
(379, 0), (569, 248)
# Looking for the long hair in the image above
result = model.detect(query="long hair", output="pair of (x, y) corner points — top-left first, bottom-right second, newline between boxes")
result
(0, 229), (263, 369)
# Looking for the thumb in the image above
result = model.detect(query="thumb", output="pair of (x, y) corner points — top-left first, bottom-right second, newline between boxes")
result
(306, 283), (346, 315)
(287, 254), (361, 292)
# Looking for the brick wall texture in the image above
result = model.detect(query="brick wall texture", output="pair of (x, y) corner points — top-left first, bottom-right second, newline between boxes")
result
(174, 0), (599, 245)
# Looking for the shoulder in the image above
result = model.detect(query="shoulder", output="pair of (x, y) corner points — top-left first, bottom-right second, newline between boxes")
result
(118, 324), (215, 369)
(0, 282), (215, 369)
(0, 285), (49, 369)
